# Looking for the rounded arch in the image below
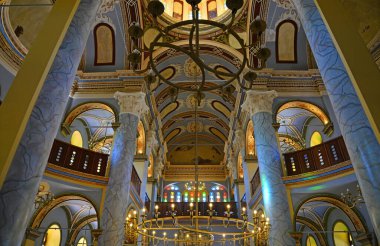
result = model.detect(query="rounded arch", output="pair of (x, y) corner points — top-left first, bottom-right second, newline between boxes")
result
(293, 195), (367, 234)
(275, 100), (332, 127)
(94, 23), (115, 66)
(276, 19), (298, 63)
(296, 217), (328, 246)
(61, 102), (118, 136)
(30, 194), (100, 230)
(136, 121), (146, 155)
(245, 120), (255, 157)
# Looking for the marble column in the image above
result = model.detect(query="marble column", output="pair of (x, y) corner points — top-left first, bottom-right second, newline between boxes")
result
(0, 0), (101, 244)
(140, 130), (158, 202)
(99, 92), (149, 246)
(291, 0), (380, 238)
(242, 90), (294, 246)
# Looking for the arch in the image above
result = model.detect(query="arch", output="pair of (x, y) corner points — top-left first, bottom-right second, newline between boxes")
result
(207, 0), (218, 19)
(77, 237), (88, 246)
(42, 223), (62, 246)
(68, 215), (97, 245)
(293, 195), (367, 234)
(333, 220), (354, 246)
(94, 23), (115, 66)
(30, 195), (99, 230)
(71, 130), (83, 148)
(306, 235), (318, 246)
(136, 121), (146, 154)
(310, 131), (323, 147)
(173, 0), (184, 20)
(276, 20), (297, 63)
(61, 102), (118, 136)
(245, 120), (255, 156)
(296, 217), (328, 246)
(276, 100), (332, 127)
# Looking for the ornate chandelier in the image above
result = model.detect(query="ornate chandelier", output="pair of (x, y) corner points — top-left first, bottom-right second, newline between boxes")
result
(127, 0), (270, 98)
(125, 204), (271, 245)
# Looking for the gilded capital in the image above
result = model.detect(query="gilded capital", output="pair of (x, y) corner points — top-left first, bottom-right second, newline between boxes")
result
(241, 90), (278, 116)
(114, 91), (149, 118)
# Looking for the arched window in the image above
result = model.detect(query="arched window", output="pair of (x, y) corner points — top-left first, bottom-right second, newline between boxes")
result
(246, 120), (255, 156)
(306, 235), (317, 246)
(333, 221), (354, 246)
(136, 121), (145, 154)
(173, 0), (183, 20)
(71, 130), (83, 148)
(77, 237), (87, 246)
(276, 20), (297, 63)
(42, 224), (61, 246)
(207, 0), (217, 19)
(310, 131), (323, 147)
(94, 23), (115, 66)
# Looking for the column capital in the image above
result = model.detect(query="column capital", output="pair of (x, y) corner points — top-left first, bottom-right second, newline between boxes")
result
(114, 91), (149, 118)
(241, 90), (278, 116)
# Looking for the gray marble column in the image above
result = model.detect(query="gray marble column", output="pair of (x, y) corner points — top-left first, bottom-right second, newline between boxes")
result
(99, 92), (148, 246)
(0, 0), (101, 245)
(242, 90), (294, 246)
(140, 130), (158, 202)
(291, 0), (380, 238)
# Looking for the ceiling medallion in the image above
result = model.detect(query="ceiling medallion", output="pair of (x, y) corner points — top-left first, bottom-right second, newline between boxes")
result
(128, 0), (270, 100)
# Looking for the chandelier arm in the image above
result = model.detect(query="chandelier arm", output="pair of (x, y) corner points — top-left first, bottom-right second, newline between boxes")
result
(149, 41), (206, 91)
(150, 38), (247, 92)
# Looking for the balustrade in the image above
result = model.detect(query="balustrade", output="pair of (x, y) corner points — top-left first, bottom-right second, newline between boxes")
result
(283, 136), (350, 176)
(250, 170), (261, 196)
(131, 166), (142, 195)
(48, 139), (108, 176)
(153, 202), (239, 218)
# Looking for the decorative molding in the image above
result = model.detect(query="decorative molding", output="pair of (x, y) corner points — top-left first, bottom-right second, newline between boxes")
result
(114, 91), (149, 118)
(241, 90), (278, 116)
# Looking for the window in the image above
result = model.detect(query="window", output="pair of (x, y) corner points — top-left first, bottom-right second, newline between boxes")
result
(77, 237), (87, 246)
(207, 0), (217, 19)
(276, 20), (297, 63)
(173, 0), (183, 20)
(310, 131), (323, 147)
(333, 221), (354, 246)
(71, 130), (83, 148)
(306, 235), (317, 246)
(42, 224), (61, 246)
(94, 23), (115, 65)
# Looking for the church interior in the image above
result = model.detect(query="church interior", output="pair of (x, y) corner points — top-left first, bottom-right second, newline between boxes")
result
(0, 0), (379, 245)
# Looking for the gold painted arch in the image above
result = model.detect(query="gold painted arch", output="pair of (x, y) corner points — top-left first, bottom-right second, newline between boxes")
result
(61, 102), (118, 136)
(29, 195), (99, 229)
(294, 195), (367, 234)
(276, 101), (331, 126)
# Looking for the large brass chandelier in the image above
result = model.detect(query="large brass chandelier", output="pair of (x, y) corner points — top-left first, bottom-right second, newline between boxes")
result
(126, 205), (271, 245)
(128, 0), (270, 97)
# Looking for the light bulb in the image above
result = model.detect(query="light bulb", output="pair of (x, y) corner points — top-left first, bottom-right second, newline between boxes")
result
(153, 231), (156, 235)
(254, 210), (257, 215)
(190, 202), (194, 207)
(155, 205), (159, 210)
(209, 203), (213, 208)
(223, 234), (226, 238)
(163, 232), (167, 237)
(242, 207), (246, 212)
(142, 207), (146, 213)
(174, 233), (178, 238)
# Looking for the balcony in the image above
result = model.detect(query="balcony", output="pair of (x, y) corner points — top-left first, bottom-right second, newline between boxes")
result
(250, 169), (261, 196)
(131, 165), (142, 195)
(48, 139), (108, 176)
(153, 202), (239, 218)
(283, 136), (350, 176)
(48, 140), (143, 196)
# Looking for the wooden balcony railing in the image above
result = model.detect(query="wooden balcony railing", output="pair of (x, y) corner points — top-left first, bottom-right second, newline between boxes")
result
(48, 139), (108, 176)
(283, 136), (350, 176)
(153, 202), (239, 218)
(131, 166), (142, 195)
(250, 169), (261, 196)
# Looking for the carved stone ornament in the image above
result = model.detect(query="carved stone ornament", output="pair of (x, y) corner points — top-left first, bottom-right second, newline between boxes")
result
(233, 129), (245, 151)
(114, 91), (149, 118)
(146, 129), (158, 156)
(241, 90), (278, 116)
